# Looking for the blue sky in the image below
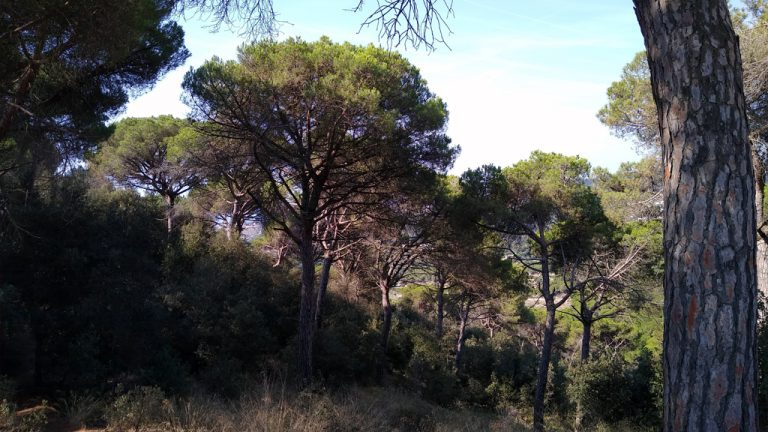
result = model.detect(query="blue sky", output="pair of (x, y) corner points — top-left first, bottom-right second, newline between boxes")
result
(123, 0), (647, 173)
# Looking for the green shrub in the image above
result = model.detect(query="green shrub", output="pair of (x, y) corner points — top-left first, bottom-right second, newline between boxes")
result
(106, 386), (167, 431)
(568, 357), (627, 424)
(405, 330), (458, 406)
(315, 294), (380, 384)
(567, 352), (659, 427)
(546, 356), (569, 415)
(0, 399), (14, 430)
(162, 227), (299, 387)
(459, 332), (495, 384)
(486, 340), (538, 407)
(460, 377), (492, 407)
(0, 400), (52, 432)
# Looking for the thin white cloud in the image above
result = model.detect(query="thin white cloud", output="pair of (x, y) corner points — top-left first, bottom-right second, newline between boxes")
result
(460, 0), (577, 33)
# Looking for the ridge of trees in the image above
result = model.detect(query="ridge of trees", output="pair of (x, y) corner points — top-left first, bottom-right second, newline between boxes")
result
(181, 37), (457, 385)
(1, 0), (764, 430)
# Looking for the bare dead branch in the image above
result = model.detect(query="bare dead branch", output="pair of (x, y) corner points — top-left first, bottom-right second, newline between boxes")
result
(353, 0), (454, 51)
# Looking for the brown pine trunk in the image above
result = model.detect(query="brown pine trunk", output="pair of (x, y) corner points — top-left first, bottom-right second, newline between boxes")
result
(634, 1), (759, 430)
(380, 283), (393, 352)
(164, 194), (175, 233)
(532, 235), (554, 432)
(227, 200), (243, 241)
(314, 254), (333, 330)
(377, 281), (393, 380)
(297, 224), (316, 387)
(533, 303), (556, 432)
(235, 215), (245, 237)
(454, 298), (470, 373)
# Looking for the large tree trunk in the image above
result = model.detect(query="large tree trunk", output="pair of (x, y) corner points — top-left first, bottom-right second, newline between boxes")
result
(297, 224), (316, 387)
(634, 1), (759, 430)
(533, 303), (556, 432)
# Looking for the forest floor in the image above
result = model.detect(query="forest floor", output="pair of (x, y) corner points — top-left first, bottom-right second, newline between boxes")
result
(7, 383), (651, 432)
(8, 384), (531, 432)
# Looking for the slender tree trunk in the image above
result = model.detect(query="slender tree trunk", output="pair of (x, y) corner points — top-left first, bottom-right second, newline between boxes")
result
(533, 303), (556, 432)
(753, 152), (768, 299)
(378, 281), (393, 380)
(164, 194), (175, 233)
(235, 214), (245, 237)
(580, 319), (592, 362)
(297, 224), (316, 387)
(634, 1), (759, 430)
(575, 313), (592, 430)
(454, 298), (470, 373)
(380, 282), (393, 352)
(226, 200), (241, 241)
(574, 400), (585, 431)
(435, 276), (446, 338)
(314, 254), (333, 330)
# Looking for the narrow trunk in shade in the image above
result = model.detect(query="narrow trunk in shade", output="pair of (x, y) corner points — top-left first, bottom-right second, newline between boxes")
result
(297, 224), (316, 387)
(532, 246), (554, 432)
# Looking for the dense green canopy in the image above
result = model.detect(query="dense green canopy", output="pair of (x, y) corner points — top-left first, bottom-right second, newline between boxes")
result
(183, 37), (457, 385)
(0, 0), (188, 165)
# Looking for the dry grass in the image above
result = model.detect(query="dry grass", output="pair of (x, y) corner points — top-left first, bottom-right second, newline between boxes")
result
(92, 379), (531, 432)
(153, 387), (512, 431)
(26, 379), (652, 432)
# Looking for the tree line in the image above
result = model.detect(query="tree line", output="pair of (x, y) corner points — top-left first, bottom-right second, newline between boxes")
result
(1, 35), (672, 430)
(1, 0), (765, 431)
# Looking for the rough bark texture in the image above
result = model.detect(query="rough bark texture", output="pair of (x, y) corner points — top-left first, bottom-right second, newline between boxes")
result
(634, 1), (759, 430)
(225, 200), (246, 241)
(297, 225), (316, 387)
(533, 304), (556, 432)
